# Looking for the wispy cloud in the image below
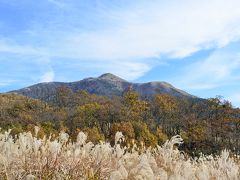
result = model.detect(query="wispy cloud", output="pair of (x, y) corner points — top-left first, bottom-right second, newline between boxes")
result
(48, 0), (66, 7)
(0, 79), (17, 87)
(227, 94), (240, 108)
(84, 60), (153, 81)
(1, 0), (240, 89)
(48, 0), (240, 60)
(2, 0), (240, 81)
(174, 43), (240, 90)
(0, 40), (48, 56)
(40, 70), (55, 82)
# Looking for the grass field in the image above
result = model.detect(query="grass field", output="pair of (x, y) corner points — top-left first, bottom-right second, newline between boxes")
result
(0, 127), (239, 179)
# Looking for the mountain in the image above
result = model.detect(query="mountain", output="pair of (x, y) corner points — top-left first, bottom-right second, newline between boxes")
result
(10, 73), (195, 100)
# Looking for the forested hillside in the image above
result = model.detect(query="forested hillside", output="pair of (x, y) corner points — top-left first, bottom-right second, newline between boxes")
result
(1, 87), (240, 155)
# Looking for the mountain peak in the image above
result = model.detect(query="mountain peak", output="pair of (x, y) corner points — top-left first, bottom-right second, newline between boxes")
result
(10, 73), (195, 100)
(98, 73), (127, 82)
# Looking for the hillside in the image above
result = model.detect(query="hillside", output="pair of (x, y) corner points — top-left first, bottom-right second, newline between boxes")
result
(0, 90), (239, 156)
(0, 94), (47, 128)
(10, 73), (195, 101)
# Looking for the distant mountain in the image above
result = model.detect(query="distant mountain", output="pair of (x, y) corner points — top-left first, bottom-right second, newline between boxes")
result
(10, 73), (196, 100)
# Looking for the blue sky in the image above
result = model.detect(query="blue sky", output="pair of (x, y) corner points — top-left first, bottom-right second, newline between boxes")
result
(1, 0), (240, 107)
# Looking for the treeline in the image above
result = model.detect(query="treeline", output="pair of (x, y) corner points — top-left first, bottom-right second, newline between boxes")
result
(0, 87), (240, 155)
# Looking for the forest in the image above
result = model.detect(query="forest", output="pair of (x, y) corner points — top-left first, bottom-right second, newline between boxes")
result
(0, 86), (240, 155)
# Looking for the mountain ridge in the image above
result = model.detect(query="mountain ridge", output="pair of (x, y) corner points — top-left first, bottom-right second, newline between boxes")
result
(9, 73), (196, 100)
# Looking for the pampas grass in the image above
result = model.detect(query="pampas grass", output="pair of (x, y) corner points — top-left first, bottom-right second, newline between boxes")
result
(0, 128), (239, 179)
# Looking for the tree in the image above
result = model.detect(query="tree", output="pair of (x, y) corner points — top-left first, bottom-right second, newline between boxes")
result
(122, 91), (149, 122)
(83, 127), (104, 143)
(110, 122), (135, 144)
(152, 94), (180, 135)
(54, 86), (73, 107)
(156, 127), (168, 144)
(132, 121), (157, 147)
(71, 103), (101, 130)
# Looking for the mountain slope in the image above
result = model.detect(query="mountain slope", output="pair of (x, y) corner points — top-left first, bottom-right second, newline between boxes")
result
(10, 73), (195, 100)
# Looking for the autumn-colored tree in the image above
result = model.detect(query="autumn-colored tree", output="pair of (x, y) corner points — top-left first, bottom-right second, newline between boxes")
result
(156, 127), (168, 143)
(70, 103), (102, 133)
(122, 91), (149, 122)
(41, 121), (57, 137)
(152, 94), (180, 135)
(132, 121), (157, 147)
(83, 127), (104, 143)
(54, 86), (73, 107)
(110, 122), (135, 143)
(1, 91), (240, 154)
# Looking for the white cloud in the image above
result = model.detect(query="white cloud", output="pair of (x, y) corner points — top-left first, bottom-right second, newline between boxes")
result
(53, 0), (240, 60)
(174, 44), (240, 90)
(40, 70), (55, 82)
(48, 0), (69, 8)
(0, 40), (48, 56)
(35, 0), (240, 80)
(0, 79), (16, 87)
(87, 60), (152, 81)
(0, 82), (11, 87)
(2, 0), (240, 80)
(226, 94), (240, 107)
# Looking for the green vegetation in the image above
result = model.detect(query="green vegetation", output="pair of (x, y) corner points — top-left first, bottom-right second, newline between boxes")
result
(0, 87), (239, 155)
